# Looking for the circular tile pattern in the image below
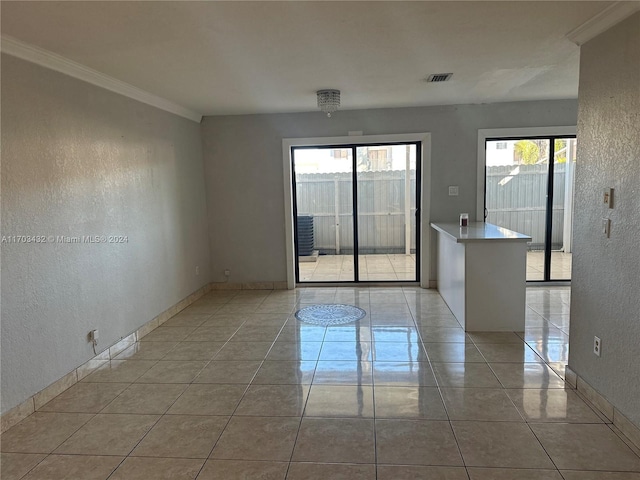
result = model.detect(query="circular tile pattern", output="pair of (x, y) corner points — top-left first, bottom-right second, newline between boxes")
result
(295, 304), (367, 326)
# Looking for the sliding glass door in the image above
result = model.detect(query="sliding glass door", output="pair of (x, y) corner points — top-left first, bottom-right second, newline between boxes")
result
(292, 147), (354, 282)
(485, 136), (576, 281)
(292, 142), (420, 283)
(550, 138), (576, 280)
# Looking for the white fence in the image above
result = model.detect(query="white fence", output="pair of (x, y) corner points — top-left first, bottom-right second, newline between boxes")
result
(295, 164), (569, 253)
(295, 170), (417, 254)
(486, 163), (567, 250)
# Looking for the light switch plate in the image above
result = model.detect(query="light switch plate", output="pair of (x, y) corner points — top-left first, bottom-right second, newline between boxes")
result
(448, 186), (459, 196)
(603, 188), (613, 208)
(602, 218), (611, 238)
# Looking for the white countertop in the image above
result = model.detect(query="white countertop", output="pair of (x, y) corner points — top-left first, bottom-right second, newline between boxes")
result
(431, 222), (531, 243)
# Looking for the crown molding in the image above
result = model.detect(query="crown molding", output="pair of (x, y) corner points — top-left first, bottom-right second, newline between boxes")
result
(566, 1), (640, 46)
(1, 35), (202, 123)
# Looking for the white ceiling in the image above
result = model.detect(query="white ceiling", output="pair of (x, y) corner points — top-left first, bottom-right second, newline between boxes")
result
(0, 1), (622, 116)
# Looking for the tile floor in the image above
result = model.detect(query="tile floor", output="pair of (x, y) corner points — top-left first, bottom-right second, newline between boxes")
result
(3, 286), (640, 479)
(299, 252), (572, 282)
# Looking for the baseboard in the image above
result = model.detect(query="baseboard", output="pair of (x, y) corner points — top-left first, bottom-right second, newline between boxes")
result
(613, 408), (640, 452)
(210, 281), (289, 290)
(567, 366), (640, 450)
(1, 282), (213, 433)
(0, 398), (35, 435)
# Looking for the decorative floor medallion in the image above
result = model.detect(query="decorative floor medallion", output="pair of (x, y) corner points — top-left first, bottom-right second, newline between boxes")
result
(295, 304), (367, 326)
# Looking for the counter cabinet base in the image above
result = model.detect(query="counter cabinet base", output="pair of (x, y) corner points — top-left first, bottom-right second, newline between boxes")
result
(434, 225), (528, 332)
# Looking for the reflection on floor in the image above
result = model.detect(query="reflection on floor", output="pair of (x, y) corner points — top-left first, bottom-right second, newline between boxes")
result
(3, 286), (640, 479)
(299, 254), (417, 281)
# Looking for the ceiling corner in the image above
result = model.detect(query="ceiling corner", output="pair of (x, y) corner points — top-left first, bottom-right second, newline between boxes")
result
(566, 1), (640, 46)
(1, 35), (203, 123)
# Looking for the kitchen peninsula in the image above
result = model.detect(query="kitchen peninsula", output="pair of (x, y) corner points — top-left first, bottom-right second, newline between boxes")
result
(431, 222), (531, 331)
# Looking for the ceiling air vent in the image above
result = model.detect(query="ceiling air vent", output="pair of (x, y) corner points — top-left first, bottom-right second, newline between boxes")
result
(425, 73), (453, 83)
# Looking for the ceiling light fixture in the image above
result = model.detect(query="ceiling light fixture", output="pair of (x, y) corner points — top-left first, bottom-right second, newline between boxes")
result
(317, 89), (340, 117)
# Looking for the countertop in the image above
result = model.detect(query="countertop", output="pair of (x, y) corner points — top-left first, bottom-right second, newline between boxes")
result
(430, 222), (531, 243)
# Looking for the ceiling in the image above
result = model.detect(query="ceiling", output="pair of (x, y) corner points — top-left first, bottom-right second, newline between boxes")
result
(0, 1), (621, 116)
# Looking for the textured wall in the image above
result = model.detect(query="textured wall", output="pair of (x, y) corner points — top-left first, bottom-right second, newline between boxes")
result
(1, 55), (211, 413)
(201, 100), (578, 283)
(570, 13), (640, 426)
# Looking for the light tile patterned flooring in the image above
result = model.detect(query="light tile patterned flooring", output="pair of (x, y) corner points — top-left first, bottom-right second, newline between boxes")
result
(300, 252), (572, 282)
(3, 287), (640, 479)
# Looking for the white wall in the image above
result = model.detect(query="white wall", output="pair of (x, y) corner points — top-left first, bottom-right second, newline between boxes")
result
(0, 55), (211, 413)
(201, 100), (578, 283)
(570, 13), (640, 426)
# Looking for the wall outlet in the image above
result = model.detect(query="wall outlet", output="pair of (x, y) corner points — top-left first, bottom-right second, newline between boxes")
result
(224, 269), (231, 277)
(593, 336), (601, 357)
(89, 329), (99, 345)
(195, 266), (200, 275)
(448, 185), (459, 196)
